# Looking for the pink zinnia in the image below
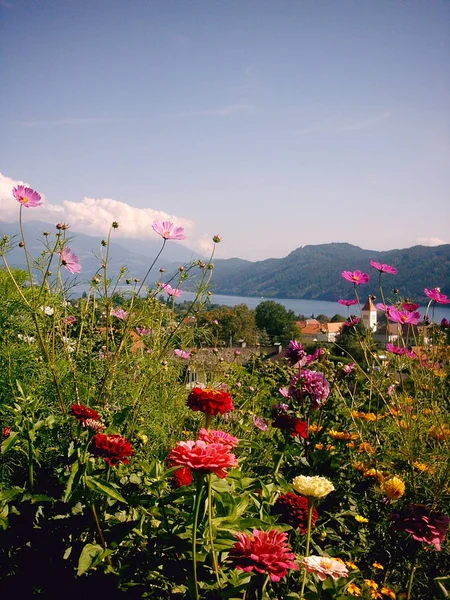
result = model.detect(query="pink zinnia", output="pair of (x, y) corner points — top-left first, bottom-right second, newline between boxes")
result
(60, 247), (81, 274)
(198, 428), (239, 448)
(13, 184), (42, 208)
(152, 220), (186, 241)
(342, 270), (370, 285)
(424, 288), (450, 304)
(111, 307), (129, 320)
(301, 556), (348, 581)
(370, 260), (398, 275)
(228, 529), (299, 582)
(388, 306), (421, 325)
(391, 505), (450, 551)
(161, 283), (182, 297)
(338, 299), (359, 307)
(167, 440), (238, 479)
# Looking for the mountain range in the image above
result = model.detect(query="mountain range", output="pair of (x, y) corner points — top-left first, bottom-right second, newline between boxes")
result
(1, 221), (449, 303)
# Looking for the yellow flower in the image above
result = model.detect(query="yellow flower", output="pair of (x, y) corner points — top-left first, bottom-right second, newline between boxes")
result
(429, 424), (450, 441)
(381, 476), (405, 500)
(345, 560), (359, 570)
(412, 461), (428, 472)
(347, 441), (356, 448)
(328, 429), (359, 441)
(355, 515), (369, 523)
(137, 433), (148, 445)
(365, 579), (379, 590)
(315, 443), (324, 450)
(348, 583), (362, 596)
(381, 587), (396, 599)
(291, 475), (335, 498)
(363, 468), (384, 482)
(359, 442), (376, 454)
(372, 561), (384, 570)
(352, 461), (368, 472)
(309, 424), (323, 433)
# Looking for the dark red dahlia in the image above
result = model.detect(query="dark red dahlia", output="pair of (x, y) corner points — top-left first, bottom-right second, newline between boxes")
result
(272, 415), (308, 439)
(172, 467), (194, 488)
(391, 504), (450, 551)
(69, 403), (101, 423)
(2, 427), (11, 440)
(90, 433), (133, 467)
(186, 387), (234, 416)
(273, 493), (318, 533)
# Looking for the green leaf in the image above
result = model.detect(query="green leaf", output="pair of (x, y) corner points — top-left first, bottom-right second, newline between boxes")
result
(0, 486), (24, 504)
(63, 460), (80, 502)
(85, 475), (128, 504)
(77, 543), (105, 576)
(1, 431), (19, 454)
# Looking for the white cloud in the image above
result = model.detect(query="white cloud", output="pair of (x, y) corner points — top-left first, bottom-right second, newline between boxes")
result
(415, 237), (449, 247)
(0, 172), (196, 245)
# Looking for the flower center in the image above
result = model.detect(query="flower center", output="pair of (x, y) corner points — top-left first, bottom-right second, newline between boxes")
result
(20, 196), (28, 204)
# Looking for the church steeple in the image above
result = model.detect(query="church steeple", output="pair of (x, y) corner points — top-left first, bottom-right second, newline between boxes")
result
(361, 296), (377, 332)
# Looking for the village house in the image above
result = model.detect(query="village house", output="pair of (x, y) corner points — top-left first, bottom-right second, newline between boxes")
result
(295, 319), (345, 343)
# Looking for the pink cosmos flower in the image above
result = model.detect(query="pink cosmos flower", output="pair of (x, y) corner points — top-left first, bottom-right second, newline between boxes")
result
(424, 288), (450, 304)
(174, 349), (191, 359)
(111, 307), (129, 320)
(376, 302), (389, 311)
(279, 387), (290, 398)
(60, 247), (81, 274)
(228, 529), (299, 582)
(198, 428), (239, 448)
(345, 317), (360, 327)
(301, 556), (349, 581)
(63, 316), (77, 325)
(342, 362), (355, 375)
(252, 415), (269, 431)
(342, 270), (370, 285)
(370, 260), (398, 275)
(152, 221), (186, 240)
(387, 306), (421, 325)
(161, 283), (182, 297)
(338, 299), (359, 307)
(403, 302), (420, 312)
(13, 185), (42, 208)
(386, 343), (416, 358)
(167, 440), (238, 478)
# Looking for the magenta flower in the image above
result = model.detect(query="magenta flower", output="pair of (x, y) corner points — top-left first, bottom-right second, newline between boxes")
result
(376, 302), (389, 311)
(403, 302), (420, 312)
(253, 415), (269, 431)
(161, 283), (182, 297)
(386, 343), (416, 358)
(342, 270), (370, 285)
(388, 306), (421, 325)
(63, 316), (77, 325)
(174, 349), (191, 359)
(338, 299), (358, 307)
(391, 505), (450, 551)
(289, 369), (330, 409)
(285, 340), (306, 366)
(110, 307), (129, 320)
(342, 362), (355, 375)
(136, 327), (151, 335)
(60, 247), (81, 274)
(370, 260), (398, 275)
(152, 221), (186, 241)
(345, 317), (360, 327)
(424, 288), (450, 304)
(13, 185), (42, 208)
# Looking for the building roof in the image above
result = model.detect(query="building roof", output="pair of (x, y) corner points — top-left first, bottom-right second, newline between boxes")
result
(362, 297), (377, 312)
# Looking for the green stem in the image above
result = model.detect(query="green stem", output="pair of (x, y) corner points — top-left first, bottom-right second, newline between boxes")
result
(274, 451), (284, 475)
(299, 499), (314, 600)
(28, 438), (34, 491)
(207, 473), (221, 588)
(406, 547), (419, 600)
(192, 475), (204, 600)
(204, 412), (212, 431)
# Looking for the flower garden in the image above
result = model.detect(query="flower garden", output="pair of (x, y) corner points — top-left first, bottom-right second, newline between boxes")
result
(0, 184), (449, 599)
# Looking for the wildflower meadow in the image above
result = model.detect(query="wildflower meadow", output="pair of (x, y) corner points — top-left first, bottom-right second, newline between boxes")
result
(0, 184), (449, 599)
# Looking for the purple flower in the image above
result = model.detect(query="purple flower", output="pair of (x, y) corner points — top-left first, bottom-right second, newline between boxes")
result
(342, 270), (370, 285)
(290, 369), (330, 410)
(13, 185), (42, 208)
(388, 306), (421, 325)
(279, 387), (290, 398)
(271, 403), (289, 418)
(391, 505), (450, 551)
(175, 349), (191, 359)
(161, 283), (182, 297)
(60, 247), (81, 274)
(136, 327), (151, 335)
(370, 260), (397, 275)
(342, 362), (355, 375)
(253, 415), (269, 431)
(284, 340), (306, 366)
(152, 221), (186, 240)
(424, 288), (450, 304)
(111, 307), (129, 320)
(338, 299), (359, 307)
(441, 318), (449, 329)
(303, 347), (324, 367)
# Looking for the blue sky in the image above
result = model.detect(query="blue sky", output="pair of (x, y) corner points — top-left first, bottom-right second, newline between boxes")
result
(1, 0), (449, 260)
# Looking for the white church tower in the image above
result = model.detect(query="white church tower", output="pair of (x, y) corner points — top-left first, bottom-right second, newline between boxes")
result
(361, 297), (377, 332)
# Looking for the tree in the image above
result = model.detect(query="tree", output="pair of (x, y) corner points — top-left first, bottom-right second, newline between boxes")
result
(255, 301), (297, 345)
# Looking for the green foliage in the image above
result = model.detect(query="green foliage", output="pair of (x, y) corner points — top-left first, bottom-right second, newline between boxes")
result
(255, 300), (298, 345)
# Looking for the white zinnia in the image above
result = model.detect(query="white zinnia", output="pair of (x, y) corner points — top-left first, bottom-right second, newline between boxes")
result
(291, 475), (335, 498)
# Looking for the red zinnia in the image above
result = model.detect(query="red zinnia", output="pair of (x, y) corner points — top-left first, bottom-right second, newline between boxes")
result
(69, 403), (101, 423)
(90, 433), (133, 466)
(273, 493), (318, 533)
(172, 467), (194, 488)
(187, 387), (234, 416)
(272, 415), (308, 438)
(228, 529), (299, 582)
(167, 440), (238, 479)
